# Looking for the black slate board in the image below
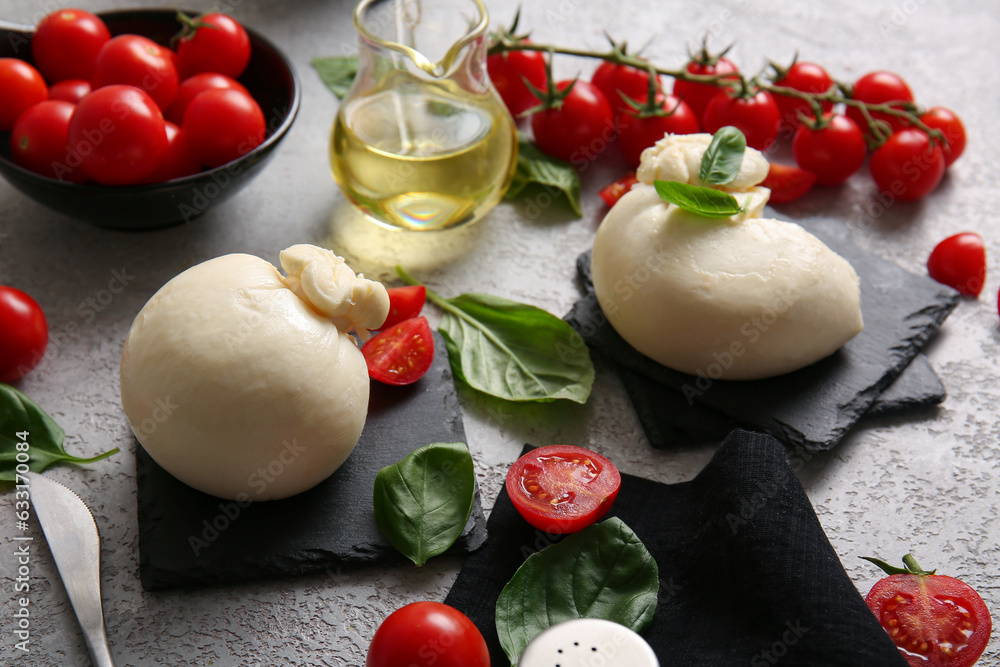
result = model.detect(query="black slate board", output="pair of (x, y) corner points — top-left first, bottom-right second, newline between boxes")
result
(137, 331), (487, 591)
(444, 435), (908, 667)
(565, 214), (958, 451)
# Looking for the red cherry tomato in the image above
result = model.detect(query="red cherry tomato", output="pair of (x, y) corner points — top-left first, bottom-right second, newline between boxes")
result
(0, 59), (48, 131)
(0, 287), (49, 384)
(487, 45), (547, 117)
(792, 114), (866, 186)
(31, 9), (110, 82)
(175, 13), (251, 80)
(869, 128), (945, 202)
(926, 232), (985, 297)
(10, 100), (87, 183)
(49, 79), (92, 104)
(140, 122), (202, 183)
(530, 79), (614, 164)
(92, 35), (179, 112)
(505, 444), (621, 534)
(68, 85), (168, 185)
(618, 94), (699, 167)
(363, 316), (435, 386)
(183, 88), (266, 168)
(761, 163), (816, 204)
(366, 601), (489, 667)
(381, 286), (427, 330)
(846, 71), (914, 138)
(702, 87), (781, 150)
(672, 55), (738, 121)
(591, 61), (660, 116)
(864, 555), (992, 667)
(920, 107), (966, 167)
(771, 61), (834, 130)
(165, 72), (249, 125)
(599, 172), (639, 207)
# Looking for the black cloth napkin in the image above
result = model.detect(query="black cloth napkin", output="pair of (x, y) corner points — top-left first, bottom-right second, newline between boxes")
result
(444, 431), (906, 666)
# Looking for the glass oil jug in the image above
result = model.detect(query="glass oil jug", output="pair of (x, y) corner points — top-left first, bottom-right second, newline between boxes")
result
(331, 0), (518, 232)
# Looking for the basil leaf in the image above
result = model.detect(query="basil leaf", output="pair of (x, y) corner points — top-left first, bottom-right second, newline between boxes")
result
(699, 125), (747, 185)
(654, 180), (746, 217)
(506, 135), (582, 216)
(495, 517), (659, 666)
(0, 384), (118, 483)
(373, 442), (475, 566)
(311, 56), (359, 100)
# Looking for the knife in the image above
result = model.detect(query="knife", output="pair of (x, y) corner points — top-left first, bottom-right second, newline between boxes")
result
(28, 473), (116, 667)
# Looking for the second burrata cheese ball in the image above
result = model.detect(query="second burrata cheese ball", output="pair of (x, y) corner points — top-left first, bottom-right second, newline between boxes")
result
(592, 134), (863, 380)
(120, 244), (389, 500)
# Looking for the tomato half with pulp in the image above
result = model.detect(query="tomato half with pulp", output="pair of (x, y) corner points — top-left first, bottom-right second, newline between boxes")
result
(761, 163), (816, 204)
(505, 444), (621, 534)
(0, 286), (49, 384)
(381, 286), (427, 330)
(927, 232), (985, 297)
(366, 601), (489, 667)
(599, 172), (639, 207)
(363, 316), (434, 385)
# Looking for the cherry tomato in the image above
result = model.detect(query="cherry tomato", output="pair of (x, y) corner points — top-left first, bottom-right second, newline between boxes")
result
(591, 61), (660, 116)
(68, 85), (168, 185)
(926, 233), (985, 297)
(920, 107), (966, 167)
(366, 601), (489, 667)
(0, 59), (48, 131)
(363, 316), (435, 386)
(864, 555), (991, 667)
(505, 444), (621, 534)
(702, 87), (781, 150)
(869, 128), (945, 202)
(487, 45), (547, 117)
(846, 71), (914, 138)
(761, 163), (816, 204)
(599, 172), (639, 207)
(672, 55), (738, 121)
(139, 122), (202, 183)
(530, 79), (614, 164)
(792, 114), (866, 186)
(10, 100), (87, 183)
(31, 9), (110, 83)
(92, 35), (179, 112)
(183, 88), (266, 168)
(381, 286), (427, 331)
(771, 61), (834, 130)
(49, 79), (92, 104)
(0, 287), (49, 384)
(175, 13), (251, 80)
(165, 72), (249, 125)
(618, 94), (699, 167)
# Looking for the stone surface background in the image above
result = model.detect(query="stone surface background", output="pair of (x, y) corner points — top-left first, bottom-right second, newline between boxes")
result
(1, 0), (998, 665)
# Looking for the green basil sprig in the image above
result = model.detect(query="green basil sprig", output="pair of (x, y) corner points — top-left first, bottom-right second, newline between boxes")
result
(699, 125), (747, 185)
(495, 517), (659, 666)
(373, 442), (475, 566)
(397, 268), (594, 404)
(311, 56), (359, 100)
(0, 384), (118, 483)
(505, 134), (582, 216)
(654, 180), (747, 218)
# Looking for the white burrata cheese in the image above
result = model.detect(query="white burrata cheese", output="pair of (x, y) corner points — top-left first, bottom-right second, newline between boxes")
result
(592, 134), (863, 380)
(120, 244), (389, 500)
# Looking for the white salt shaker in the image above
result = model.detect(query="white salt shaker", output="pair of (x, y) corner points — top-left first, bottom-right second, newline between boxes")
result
(517, 618), (659, 667)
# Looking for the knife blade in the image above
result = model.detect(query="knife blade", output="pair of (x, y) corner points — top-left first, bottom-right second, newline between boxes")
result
(27, 473), (116, 667)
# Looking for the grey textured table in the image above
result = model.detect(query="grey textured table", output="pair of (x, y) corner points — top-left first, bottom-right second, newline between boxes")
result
(2, 1), (999, 665)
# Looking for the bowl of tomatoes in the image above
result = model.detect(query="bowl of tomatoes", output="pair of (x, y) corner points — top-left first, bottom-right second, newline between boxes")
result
(0, 8), (300, 230)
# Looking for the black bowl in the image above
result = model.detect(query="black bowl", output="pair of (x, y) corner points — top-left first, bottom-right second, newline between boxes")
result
(0, 9), (300, 230)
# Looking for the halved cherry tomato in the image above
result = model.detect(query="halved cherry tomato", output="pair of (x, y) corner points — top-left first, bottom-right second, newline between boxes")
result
(381, 286), (427, 330)
(864, 554), (992, 667)
(927, 233), (985, 297)
(505, 444), (621, 534)
(761, 163), (816, 204)
(363, 316), (434, 386)
(366, 602), (489, 667)
(599, 172), (639, 207)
